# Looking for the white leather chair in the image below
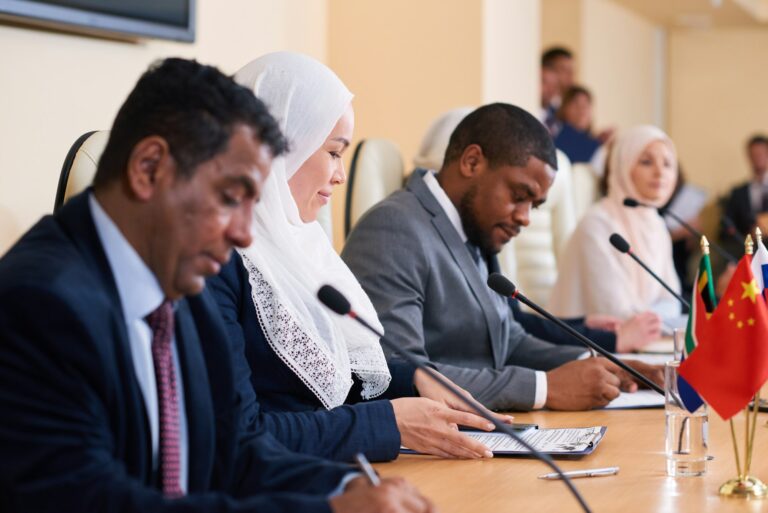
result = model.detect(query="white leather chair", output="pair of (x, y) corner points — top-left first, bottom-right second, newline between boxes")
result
(500, 149), (577, 307)
(570, 162), (600, 222)
(54, 131), (109, 212)
(344, 138), (404, 238)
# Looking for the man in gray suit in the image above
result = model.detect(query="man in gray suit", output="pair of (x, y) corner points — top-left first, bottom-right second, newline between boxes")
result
(343, 103), (661, 411)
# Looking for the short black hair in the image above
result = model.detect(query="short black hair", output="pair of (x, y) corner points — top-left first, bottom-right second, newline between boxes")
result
(747, 134), (768, 149)
(94, 57), (287, 187)
(542, 47), (573, 68)
(443, 103), (558, 171)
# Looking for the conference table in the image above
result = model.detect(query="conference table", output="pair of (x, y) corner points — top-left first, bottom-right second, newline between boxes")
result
(374, 408), (768, 512)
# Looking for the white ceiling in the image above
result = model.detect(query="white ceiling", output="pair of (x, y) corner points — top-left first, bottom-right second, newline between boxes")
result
(610, 0), (768, 28)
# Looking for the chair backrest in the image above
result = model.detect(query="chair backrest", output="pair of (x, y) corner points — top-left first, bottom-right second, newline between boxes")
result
(54, 130), (339, 240)
(344, 138), (404, 238)
(54, 130), (110, 212)
(499, 150), (577, 307)
(570, 162), (600, 221)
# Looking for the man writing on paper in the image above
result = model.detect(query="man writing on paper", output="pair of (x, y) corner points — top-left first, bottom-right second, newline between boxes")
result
(343, 103), (662, 411)
(0, 58), (434, 513)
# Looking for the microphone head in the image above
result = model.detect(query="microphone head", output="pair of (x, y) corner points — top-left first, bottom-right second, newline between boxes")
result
(487, 273), (517, 297)
(623, 198), (640, 208)
(317, 285), (351, 315)
(609, 233), (631, 254)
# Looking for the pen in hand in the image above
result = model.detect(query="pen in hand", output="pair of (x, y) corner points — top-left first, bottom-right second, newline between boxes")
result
(355, 453), (381, 486)
(539, 466), (619, 480)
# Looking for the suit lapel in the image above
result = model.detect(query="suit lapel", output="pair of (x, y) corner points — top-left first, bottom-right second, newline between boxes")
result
(174, 299), (215, 493)
(56, 190), (153, 478)
(407, 171), (506, 367)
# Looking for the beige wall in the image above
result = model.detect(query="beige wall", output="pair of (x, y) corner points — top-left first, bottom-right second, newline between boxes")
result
(483, 0), (540, 112)
(541, 0), (664, 130)
(327, 0), (542, 248)
(581, 0), (663, 130)
(327, 0), (483, 250)
(668, 28), (768, 198)
(541, 0), (582, 69)
(0, 0), (327, 254)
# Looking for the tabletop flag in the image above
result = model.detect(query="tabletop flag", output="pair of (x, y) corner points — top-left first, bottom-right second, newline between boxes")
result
(751, 234), (768, 294)
(678, 251), (717, 412)
(679, 255), (768, 420)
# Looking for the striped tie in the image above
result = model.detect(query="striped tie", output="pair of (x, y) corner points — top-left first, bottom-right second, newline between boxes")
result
(146, 301), (184, 498)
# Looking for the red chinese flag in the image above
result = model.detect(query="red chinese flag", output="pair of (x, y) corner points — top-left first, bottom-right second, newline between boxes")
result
(679, 256), (768, 420)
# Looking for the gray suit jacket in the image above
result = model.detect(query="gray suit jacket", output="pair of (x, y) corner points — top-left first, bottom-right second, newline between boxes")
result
(342, 170), (584, 410)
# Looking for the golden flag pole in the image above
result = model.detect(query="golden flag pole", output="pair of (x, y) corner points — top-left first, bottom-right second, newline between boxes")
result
(719, 233), (767, 498)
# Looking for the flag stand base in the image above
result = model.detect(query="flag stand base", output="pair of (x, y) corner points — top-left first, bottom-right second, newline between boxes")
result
(719, 476), (768, 499)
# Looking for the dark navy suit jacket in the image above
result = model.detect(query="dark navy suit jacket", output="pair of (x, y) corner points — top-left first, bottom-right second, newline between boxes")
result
(208, 252), (415, 463)
(0, 192), (351, 513)
(509, 299), (616, 353)
(723, 183), (753, 238)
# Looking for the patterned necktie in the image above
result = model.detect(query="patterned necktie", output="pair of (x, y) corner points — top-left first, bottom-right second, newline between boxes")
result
(146, 300), (184, 498)
(466, 241), (509, 321)
(465, 241), (487, 279)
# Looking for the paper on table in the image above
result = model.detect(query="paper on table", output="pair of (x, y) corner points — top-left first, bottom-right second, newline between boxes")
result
(618, 352), (671, 365)
(639, 338), (674, 354)
(663, 184), (707, 229)
(604, 389), (665, 410)
(460, 427), (604, 454)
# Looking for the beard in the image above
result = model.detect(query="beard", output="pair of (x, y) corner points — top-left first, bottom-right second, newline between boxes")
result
(459, 184), (497, 256)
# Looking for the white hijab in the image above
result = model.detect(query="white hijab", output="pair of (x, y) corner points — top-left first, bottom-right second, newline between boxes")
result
(602, 125), (679, 305)
(550, 125), (681, 319)
(235, 52), (391, 409)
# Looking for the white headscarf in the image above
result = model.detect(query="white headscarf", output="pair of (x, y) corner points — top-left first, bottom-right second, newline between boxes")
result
(235, 52), (391, 409)
(602, 125), (679, 304)
(413, 107), (474, 170)
(550, 125), (681, 319)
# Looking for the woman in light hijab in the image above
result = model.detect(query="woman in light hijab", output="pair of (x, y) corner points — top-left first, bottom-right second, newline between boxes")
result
(550, 125), (681, 322)
(208, 52), (503, 464)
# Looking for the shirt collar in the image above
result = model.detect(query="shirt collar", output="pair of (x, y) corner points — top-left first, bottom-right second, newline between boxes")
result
(89, 193), (165, 322)
(423, 170), (468, 243)
(750, 171), (768, 187)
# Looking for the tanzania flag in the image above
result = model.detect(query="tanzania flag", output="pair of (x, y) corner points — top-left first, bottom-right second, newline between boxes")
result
(678, 252), (717, 412)
(679, 255), (768, 420)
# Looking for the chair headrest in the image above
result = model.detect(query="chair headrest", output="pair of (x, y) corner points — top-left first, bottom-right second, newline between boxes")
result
(55, 131), (109, 211)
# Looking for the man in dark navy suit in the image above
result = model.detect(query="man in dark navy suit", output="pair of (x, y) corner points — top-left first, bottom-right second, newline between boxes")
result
(723, 134), (768, 238)
(0, 58), (434, 513)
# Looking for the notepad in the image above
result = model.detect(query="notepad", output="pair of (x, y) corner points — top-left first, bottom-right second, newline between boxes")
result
(639, 338), (674, 354)
(604, 389), (665, 410)
(401, 426), (607, 458)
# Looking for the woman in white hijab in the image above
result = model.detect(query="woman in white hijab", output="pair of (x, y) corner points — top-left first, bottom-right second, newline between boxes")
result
(209, 52), (503, 463)
(550, 125), (681, 322)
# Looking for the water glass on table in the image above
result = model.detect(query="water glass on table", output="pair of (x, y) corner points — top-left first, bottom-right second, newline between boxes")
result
(665, 359), (708, 477)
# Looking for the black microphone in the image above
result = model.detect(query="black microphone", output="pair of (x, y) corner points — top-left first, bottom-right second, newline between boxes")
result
(608, 233), (691, 310)
(486, 274), (664, 396)
(317, 284), (592, 513)
(623, 197), (736, 263)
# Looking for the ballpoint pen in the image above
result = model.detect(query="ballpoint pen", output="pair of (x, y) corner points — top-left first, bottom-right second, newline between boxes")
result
(538, 466), (619, 480)
(355, 453), (381, 486)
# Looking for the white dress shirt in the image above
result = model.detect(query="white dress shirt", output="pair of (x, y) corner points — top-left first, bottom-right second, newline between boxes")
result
(89, 194), (189, 492)
(422, 171), (548, 409)
(748, 173), (768, 215)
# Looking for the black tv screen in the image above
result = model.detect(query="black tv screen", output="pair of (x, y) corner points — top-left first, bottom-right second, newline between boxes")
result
(0, 0), (195, 42)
